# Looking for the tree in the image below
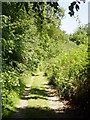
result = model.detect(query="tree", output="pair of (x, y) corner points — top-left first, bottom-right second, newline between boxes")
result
(68, 0), (86, 16)
(2, 0), (86, 20)
(69, 25), (88, 45)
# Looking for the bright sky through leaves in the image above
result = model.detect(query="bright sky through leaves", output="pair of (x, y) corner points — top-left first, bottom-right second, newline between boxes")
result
(58, 0), (89, 34)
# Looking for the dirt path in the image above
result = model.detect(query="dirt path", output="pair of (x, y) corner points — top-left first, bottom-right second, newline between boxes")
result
(8, 72), (86, 119)
(44, 81), (70, 113)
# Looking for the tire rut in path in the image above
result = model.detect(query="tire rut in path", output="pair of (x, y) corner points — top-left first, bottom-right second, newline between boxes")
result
(44, 81), (87, 119)
(12, 76), (34, 119)
(44, 81), (70, 113)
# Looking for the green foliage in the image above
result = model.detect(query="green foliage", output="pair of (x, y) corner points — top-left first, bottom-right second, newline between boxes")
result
(2, 68), (25, 117)
(2, 2), (64, 117)
(45, 42), (89, 108)
(2, 3), (39, 117)
(69, 25), (88, 45)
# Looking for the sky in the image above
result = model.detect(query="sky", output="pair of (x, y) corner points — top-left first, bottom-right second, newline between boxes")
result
(58, 0), (89, 34)
(89, 1), (90, 23)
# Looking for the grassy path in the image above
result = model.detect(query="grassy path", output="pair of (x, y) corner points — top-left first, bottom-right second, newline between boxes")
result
(8, 71), (86, 119)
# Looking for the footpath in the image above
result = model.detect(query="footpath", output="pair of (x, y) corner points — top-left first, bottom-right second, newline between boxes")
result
(8, 72), (87, 120)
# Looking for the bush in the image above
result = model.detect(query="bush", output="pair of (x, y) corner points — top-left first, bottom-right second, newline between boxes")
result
(45, 43), (89, 109)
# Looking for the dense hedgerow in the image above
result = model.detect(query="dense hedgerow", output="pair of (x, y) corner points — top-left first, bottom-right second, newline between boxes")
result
(45, 42), (89, 109)
(2, 4), (41, 116)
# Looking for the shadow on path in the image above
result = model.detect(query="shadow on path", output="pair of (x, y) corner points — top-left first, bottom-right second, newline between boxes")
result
(3, 106), (88, 120)
(3, 84), (88, 120)
(29, 87), (48, 97)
